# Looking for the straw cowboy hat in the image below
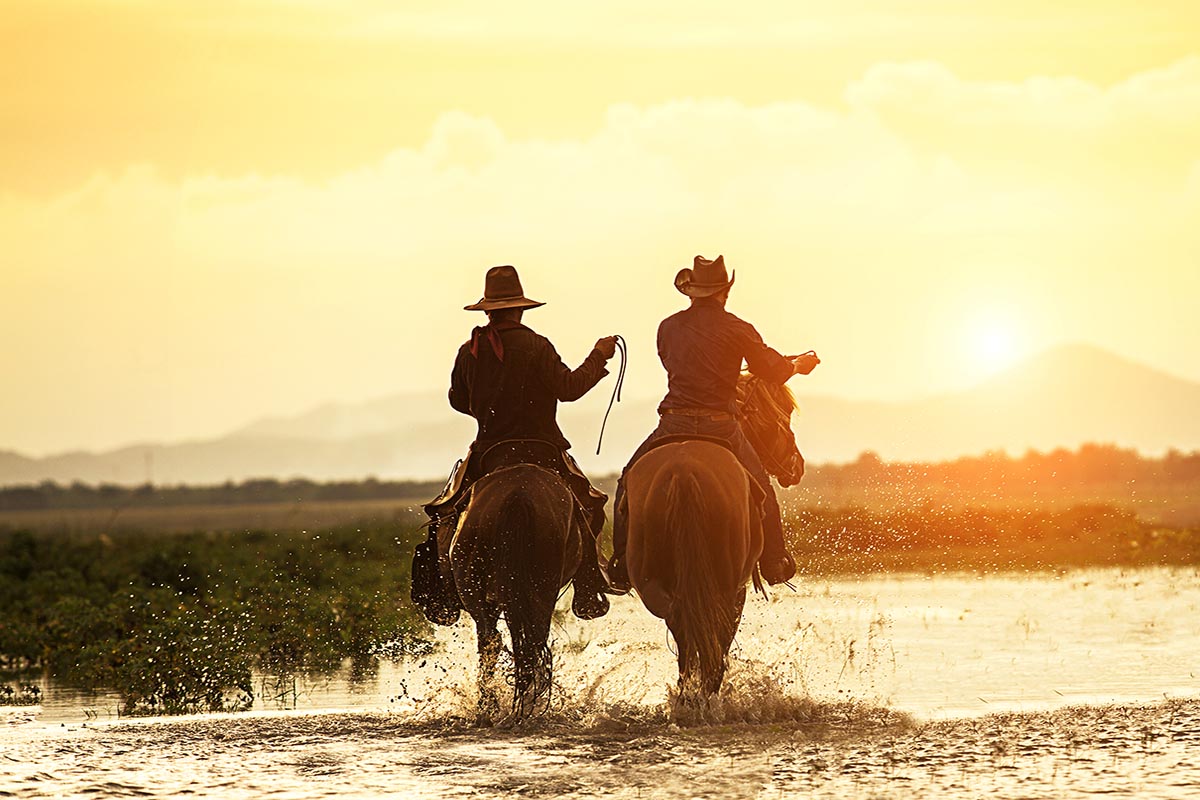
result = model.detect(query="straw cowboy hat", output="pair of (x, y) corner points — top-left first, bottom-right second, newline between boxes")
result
(464, 265), (546, 311)
(674, 255), (736, 298)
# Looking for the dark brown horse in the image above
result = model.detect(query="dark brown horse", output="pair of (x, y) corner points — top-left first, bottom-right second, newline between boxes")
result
(444, 461), (583, 720)
(624, 374), (803, 702)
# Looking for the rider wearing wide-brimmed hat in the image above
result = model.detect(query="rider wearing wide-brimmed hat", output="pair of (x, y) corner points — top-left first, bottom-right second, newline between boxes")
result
(414, 265), (619, 624)
(607, 255), (820, 590)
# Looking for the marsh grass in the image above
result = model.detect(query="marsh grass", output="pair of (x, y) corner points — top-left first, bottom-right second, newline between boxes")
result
(787, 503), (1200, 574)
(0, 523), (431, 715)
(0, 683), (40, 706)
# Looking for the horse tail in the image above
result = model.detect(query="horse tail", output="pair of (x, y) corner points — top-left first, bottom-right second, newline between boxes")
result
(664, 473), (731, 696)
(495, 488), (552, 713)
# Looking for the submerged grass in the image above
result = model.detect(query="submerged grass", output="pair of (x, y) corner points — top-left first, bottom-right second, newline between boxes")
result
(0, 523), (431, 715)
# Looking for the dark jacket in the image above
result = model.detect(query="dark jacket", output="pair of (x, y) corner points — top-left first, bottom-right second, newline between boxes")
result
(657, 299), (793, 414)
(449, 320), (608, 449)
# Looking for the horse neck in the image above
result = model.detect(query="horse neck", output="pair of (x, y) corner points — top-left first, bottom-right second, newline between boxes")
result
(739, 384), (794, 478)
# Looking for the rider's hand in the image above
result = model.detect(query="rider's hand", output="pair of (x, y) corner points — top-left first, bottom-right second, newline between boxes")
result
(594, 336), (618, 360)
(793, 352), (820, 375)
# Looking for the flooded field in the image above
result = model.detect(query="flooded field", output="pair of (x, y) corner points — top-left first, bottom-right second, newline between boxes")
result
(4, 567), (1199, 798)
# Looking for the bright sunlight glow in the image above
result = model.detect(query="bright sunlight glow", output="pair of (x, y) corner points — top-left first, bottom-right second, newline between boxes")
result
(971, 319), (1020, 372)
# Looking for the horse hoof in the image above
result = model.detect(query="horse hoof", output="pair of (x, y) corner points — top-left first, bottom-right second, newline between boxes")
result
(572, 591), (610, 620)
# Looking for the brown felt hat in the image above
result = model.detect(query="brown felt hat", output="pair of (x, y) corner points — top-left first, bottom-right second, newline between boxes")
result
(674, 255), (736, 298)
(464, 265), (546, 312)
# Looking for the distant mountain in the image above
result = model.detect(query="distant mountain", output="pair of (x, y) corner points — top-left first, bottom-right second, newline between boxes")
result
(789, 343), (1200, 463)
(234, 392), (451, 441)
(2, 343), (1198, 485)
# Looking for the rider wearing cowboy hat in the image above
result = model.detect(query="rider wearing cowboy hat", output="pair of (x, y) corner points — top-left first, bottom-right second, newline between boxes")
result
(416, 265), (619, 623)
(607, 255), (820, 591)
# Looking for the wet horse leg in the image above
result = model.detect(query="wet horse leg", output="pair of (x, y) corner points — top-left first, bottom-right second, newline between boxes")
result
(510, 601), (554, 718)
(704, 588), (747, 696)
(672, 625), (703, 702)
(675, 629), (691, 691)
(475, 611), (503, 721)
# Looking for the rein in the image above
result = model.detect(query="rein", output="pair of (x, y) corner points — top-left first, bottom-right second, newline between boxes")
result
(595, 335), (627, 455)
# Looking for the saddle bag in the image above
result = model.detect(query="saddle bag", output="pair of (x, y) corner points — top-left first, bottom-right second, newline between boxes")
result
(410, 522), (462, 626)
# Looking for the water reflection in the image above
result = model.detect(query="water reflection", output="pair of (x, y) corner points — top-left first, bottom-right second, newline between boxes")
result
(3, 568), (1199, 798)
(3, 698), (1197, 798)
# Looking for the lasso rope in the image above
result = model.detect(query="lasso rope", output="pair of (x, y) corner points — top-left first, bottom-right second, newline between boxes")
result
(595, 335), (627, 455)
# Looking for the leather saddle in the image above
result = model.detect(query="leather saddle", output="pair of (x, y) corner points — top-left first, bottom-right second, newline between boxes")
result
(426, 439), (605, 517)
(624, 433), (766, 508)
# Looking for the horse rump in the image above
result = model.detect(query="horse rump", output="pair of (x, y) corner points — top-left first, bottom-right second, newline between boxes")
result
(663, 473), (739, 700)
(493, 489), (554, 715)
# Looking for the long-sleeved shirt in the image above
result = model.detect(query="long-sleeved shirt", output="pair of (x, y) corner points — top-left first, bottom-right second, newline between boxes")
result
(656, 299), (794, 415)
(449, 320), (609, 449)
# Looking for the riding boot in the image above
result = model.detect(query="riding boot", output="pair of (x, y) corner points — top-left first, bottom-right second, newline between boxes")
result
(605, 482), (632, 594)
(757, 504), (796, 586)
(571, 504), (611, 620)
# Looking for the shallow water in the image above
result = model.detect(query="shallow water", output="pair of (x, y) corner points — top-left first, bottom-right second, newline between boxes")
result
(4, 567), (1199, 798)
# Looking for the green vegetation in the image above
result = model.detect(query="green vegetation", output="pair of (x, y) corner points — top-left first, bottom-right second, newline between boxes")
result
(0, 523), (431, 715)
(2, 444), (1198, 718)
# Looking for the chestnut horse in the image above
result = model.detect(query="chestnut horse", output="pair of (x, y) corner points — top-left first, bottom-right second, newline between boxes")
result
(623, 375), (803, 701)
(445, 461), (583, 720)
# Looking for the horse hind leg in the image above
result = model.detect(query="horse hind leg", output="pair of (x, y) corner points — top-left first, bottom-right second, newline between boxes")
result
(475, 612), (503, 723)
(508, 602), (554, 720)
(701, 651), (727, 698)
(671, 624), (706, 706)
(704, 590), (747, 696)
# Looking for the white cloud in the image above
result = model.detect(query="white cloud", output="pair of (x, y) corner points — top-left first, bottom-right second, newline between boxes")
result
(847, 57), (1200, 181)
(3, 57), (1200, 454)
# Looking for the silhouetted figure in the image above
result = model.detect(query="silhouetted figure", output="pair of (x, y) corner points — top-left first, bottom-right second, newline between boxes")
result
(608, 255), (820, 590)
(414, 265), (618, 623)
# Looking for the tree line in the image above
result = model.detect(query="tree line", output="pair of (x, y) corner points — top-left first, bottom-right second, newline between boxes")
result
(0, 476), (445, 512)
(1, 443), (1198, 512)
(801, 443), (1200, 492)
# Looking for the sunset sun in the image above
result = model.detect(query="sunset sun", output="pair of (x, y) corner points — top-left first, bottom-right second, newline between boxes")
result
(976, 322), (1016, 366)
(965, 312), (1024, 375)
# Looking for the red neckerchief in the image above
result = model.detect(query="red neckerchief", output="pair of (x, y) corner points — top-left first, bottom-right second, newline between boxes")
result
(469, 319), (522, 362)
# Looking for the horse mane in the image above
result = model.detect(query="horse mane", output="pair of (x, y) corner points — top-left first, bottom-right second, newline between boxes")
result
(776, 382), (799, 413)
(738, 372), (798, 417)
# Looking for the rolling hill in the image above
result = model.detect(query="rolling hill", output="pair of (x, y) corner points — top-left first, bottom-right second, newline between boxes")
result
(2, 343), (1197, 485)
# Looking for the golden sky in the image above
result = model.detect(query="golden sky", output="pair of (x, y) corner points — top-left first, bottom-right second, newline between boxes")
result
(2, 0), (1199, 455)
